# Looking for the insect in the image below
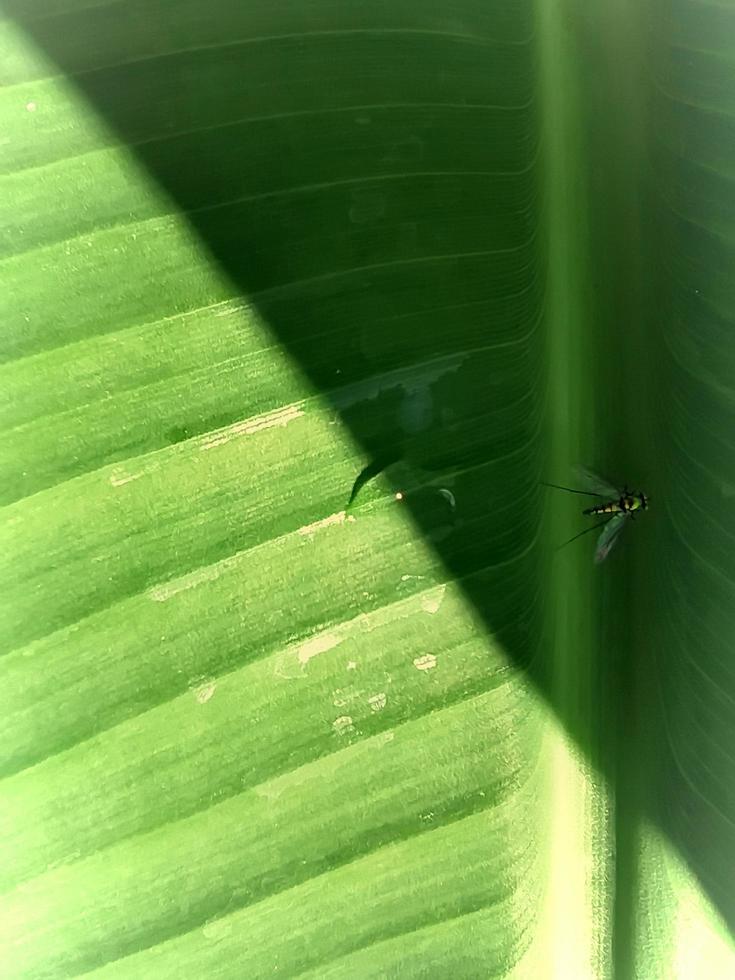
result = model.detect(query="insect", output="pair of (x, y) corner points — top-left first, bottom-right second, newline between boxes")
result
(541, 468), (649, 563)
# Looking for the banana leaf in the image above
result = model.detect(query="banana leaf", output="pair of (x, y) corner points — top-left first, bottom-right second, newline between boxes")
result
(1, 0), (733, 976)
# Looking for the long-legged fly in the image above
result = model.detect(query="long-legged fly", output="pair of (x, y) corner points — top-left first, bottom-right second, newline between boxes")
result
(542, 467), (648, 563)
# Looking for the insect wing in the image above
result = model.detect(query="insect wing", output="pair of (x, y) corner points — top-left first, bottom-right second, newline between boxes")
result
(594, 513), (627, 563)
(574, 466), (620, 499)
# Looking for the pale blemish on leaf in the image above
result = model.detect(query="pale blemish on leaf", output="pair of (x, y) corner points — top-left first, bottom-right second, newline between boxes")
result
(298, 511), (355, 537)
(297, 632), (342, 666)
(148, 555), (239, 601)
(274, 622), (354, 679)
(200, 405), (304, 451)
(109, 472), (142, 487)
(413, 654), (438, 672)
(332, 716), (354, 736)
(421, 584), (447, 614)
(194, 682), (216, 704)
(368, 693), (387, 712)
(269, 582), (458, 679)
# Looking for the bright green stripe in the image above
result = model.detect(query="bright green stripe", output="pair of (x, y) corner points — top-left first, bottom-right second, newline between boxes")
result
(1, 579), (525, 886)
(2, 685), (544, 978)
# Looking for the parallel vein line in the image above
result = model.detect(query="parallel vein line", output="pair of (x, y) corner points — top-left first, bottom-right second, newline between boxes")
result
(3, 27), (537, 91)
(1, 164), (541, 267)
(4, 98), (537, 178)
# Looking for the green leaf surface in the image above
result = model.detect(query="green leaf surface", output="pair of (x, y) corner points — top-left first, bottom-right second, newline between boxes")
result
(1, 0), (734, 977)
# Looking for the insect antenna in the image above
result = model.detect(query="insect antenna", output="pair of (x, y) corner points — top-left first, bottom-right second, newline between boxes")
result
(555, 517), (612, 552)
(540, 481), (606, 499)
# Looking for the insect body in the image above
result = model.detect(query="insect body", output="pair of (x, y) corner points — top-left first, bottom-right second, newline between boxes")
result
(584, 490), (648, 517)
(542, 468), (649, 563)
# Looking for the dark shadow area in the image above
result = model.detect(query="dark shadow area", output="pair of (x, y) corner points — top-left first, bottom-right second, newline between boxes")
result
(572, 0), (735, 952)
(7, 0), (733, 946)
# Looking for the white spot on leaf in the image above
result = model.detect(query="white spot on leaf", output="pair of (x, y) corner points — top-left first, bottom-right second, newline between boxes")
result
(109, 472), (142, 487)
(148, 555), (238, 601)
(200, 405), (304, 451)
(297, 632), (341, 665)
(332, 715), (354, 736)
(194, 682), (216, 704)
(298, 511), (355, 537)
(421, 584), (446, 615)
(413, 654), (437, 672)
(368, 693), (387, 712)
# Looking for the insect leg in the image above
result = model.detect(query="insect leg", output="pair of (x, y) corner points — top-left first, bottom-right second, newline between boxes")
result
(555, 517), (612, 552)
